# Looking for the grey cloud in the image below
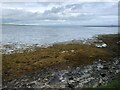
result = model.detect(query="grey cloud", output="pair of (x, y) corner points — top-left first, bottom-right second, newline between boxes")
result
(44, 6), (64, 14)
(2, 2), (118, 25)
(69, 2), (118, 15)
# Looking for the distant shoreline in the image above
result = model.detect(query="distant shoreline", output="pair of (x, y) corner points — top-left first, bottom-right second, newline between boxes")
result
(1, 24), (120, 27)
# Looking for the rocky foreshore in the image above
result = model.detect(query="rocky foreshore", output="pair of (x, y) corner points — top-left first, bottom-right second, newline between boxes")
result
(0, 43), (38, 54)
(1, 36), (107, 55)
(2, 34), (120, 89)
(3, 57), (120, 89)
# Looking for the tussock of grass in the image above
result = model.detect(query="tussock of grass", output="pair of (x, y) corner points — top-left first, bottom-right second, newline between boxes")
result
(2, 34), (119, 82)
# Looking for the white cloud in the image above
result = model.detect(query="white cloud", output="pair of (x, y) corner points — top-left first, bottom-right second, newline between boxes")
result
(2, 2), (118, 25)
(1, 0), (119, 2)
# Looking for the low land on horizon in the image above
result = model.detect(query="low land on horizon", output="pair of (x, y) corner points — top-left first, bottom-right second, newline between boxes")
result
(2, 23), (119, 27)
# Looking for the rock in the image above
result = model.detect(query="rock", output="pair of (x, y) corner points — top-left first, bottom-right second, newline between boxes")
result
(115, 70), (119, 74)
(69, 80), (75, 84)
(3, 58), (120, 88)
(102, 43), (107, 47)
(93, 83), (99, 88)
(69, 77), (74, 80)
(98, 78), (103, 85)
(117, 41), (120, 44)
(67, 80), (75, 88)
(97, 63), (103, 70)
(112, 66), (116, 69)
(30, 81), (37, 85)
(61, 51), (68, 53)
(114, 60), (119, 65)
(26, 81), (37, 88)
(78, 83), (83, 88)
(67, 83), (75, 88)
(48, 74), (60, 85)
(60, 84), (66, 88)
(100, 73), (106, 77)
(103, 65), (109, 70)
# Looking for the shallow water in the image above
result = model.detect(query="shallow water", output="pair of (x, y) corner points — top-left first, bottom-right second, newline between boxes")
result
(2, 25), (118, 45)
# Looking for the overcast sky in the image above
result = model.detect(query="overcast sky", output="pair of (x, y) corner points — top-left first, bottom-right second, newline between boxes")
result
(2, 2), (118, 25)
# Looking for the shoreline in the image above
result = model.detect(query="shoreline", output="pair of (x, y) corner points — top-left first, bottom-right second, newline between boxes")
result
(2, 34), (120, 88)
(1, 34), (106, 54)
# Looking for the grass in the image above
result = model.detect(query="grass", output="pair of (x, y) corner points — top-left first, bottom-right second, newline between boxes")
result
(98, 76), (120, 88)
(2, 34), (120, 82)
(81, 77), (120, 90)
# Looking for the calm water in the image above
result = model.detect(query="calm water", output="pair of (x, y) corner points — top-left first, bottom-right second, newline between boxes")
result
(2, 25), (118, 45)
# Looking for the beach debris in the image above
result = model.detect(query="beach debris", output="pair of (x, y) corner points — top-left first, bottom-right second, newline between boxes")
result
(61, 51), (68, 53)
(95, 43), (107, 48)
(71, 50), (75, 52)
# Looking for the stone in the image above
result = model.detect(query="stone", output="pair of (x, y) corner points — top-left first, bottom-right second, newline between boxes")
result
(100, 73), (106, 77)
(3, 58), (120, 89)
(97, 63), (103, 70)
(93, 83), (99, 88)
(78, 83), (83, 88)
(103, 66), (109, 70)
(67, 80), (75, 88)
(71, 50), (74, 52)
(99, 78), (103, 84)
(115, 70), (119, 73)
(48, 74), (60, 85)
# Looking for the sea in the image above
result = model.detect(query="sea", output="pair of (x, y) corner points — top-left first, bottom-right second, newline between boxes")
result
(2, 25), (118, 45)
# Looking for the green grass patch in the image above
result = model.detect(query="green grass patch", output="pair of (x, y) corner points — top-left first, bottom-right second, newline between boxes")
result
(98, 77), (120, 88)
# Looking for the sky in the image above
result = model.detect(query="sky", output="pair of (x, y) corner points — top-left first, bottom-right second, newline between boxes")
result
(1, 1), (118, 25)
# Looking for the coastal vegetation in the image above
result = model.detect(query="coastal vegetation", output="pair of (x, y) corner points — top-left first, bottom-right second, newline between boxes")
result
(2, 34), (120, 83)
